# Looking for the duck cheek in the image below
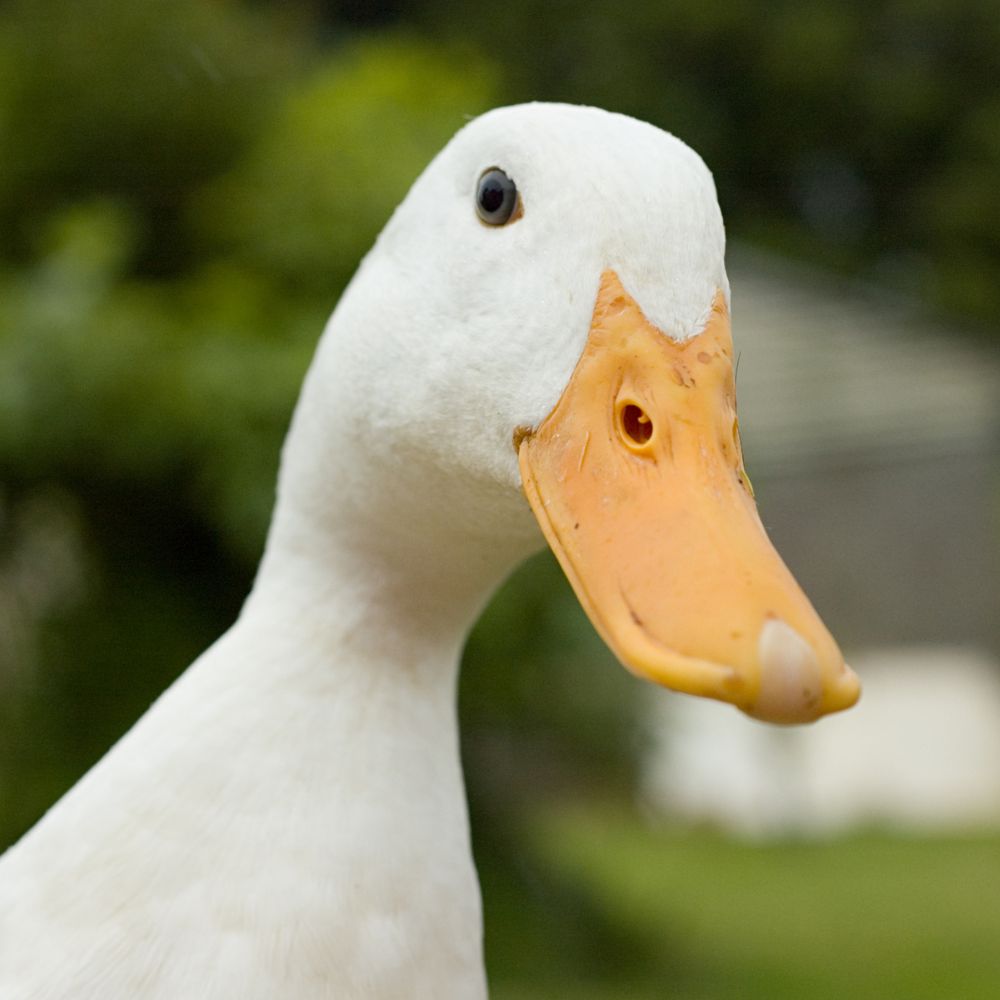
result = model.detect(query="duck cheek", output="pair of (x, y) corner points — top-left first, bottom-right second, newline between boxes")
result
(517, 269), (860, 725)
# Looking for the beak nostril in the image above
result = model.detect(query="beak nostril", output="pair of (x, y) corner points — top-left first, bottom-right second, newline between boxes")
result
(619, 403), (654, 447)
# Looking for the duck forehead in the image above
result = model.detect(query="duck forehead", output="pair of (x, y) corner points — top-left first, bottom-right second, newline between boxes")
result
(443, 103), (728, 339)
(465, 103), (702, 178)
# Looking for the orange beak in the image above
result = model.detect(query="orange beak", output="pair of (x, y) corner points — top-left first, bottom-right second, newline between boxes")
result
(519, 270), (860, 723)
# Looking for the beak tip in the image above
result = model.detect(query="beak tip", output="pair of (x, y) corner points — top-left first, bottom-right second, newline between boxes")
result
(836, 662), (863, 709)
(747, 618), (846, 724)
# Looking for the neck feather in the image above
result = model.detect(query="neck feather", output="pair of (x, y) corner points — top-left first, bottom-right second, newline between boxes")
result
(2, 468), (521, 998)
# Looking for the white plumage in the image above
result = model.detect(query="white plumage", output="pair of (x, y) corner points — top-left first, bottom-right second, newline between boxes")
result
(0, 103), (734, 998)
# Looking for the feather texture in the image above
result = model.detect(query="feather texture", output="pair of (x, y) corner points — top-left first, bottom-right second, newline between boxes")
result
(0, 103), (728, 998)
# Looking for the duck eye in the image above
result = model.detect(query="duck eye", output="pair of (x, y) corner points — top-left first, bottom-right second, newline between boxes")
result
(476, 168), (519, 226)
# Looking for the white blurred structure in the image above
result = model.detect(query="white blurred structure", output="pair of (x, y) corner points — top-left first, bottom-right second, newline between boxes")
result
(642, 646), (1000, 837)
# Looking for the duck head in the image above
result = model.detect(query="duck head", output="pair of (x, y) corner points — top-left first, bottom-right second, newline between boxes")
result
(277, 103), (860, 724)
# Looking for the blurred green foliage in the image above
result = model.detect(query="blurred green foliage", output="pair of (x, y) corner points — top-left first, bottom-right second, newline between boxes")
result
(0, 0), (299, 270)
(1, 0), (999, 990)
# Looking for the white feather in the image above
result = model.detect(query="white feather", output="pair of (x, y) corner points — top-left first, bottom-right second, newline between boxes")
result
(0, 103), (729, 998)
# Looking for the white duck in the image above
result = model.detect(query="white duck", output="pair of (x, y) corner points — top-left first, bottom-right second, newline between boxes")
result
(0, 103), (859, 999)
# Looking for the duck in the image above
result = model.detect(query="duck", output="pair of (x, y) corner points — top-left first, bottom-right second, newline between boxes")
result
(0, 103), (860, 999)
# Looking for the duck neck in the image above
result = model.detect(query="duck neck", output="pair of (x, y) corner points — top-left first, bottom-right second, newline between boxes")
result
(209, 504), (528, 996)
(202, 361), (541, 992)
(249, 489), (528, 662)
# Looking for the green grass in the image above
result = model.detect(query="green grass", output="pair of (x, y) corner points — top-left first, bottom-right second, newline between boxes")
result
(486, 802), (1000, 999)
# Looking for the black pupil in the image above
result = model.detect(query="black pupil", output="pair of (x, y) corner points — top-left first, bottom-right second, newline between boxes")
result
(480, 180), (505, 213)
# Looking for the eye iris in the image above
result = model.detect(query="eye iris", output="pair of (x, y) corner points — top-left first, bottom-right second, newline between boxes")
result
(476, 168), (518, 225)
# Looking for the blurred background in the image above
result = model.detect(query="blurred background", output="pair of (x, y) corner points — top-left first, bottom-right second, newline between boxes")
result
(1, 1), (999, 996)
